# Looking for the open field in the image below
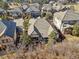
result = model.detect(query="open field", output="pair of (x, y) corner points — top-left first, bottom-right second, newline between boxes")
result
(65, 35), (79, 41)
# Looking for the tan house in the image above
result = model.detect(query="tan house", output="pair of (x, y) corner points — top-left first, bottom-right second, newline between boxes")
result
(53, 10), (79, 34)
(28, 17), (54, 40)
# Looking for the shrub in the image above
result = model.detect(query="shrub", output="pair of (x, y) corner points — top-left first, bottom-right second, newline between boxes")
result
(41, 13), (46, 17)
(45, 12), (53, 20)
(72, 23), (79, 36)
(47, 31), (57, 47)
(49, 31), (57, 40)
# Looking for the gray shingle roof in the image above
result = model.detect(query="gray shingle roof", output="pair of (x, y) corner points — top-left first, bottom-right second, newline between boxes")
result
(7, 8), (22, 14)
(0, 8), (4, 12)
(64, 10), (79, 21)
(29, 3), (40, 9)
(42, 4), (52, 11)
(34, 17), (53, 38)
(54, 10), (79, 21)
(14, 8), (22, 14)
(26, 6), (40, 13)
(22, 5), (28, 10)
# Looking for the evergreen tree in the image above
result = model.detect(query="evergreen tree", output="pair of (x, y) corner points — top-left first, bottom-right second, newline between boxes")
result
(22, 15), (32, 45)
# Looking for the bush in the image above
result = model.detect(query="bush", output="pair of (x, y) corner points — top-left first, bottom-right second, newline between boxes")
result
(41, 13), (46, 17)
(45, 12), (53, 20)
(49, 31), (57, 40)
(72, 23), (79, 36)
(47, 31), (57, 47)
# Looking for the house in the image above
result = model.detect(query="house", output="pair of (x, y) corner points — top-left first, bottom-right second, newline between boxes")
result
(57, 0), (68, 4)
(53, 10), (79, 34)
(52, 2), (65, 11)
(14, 18), (24, 35)
(28, 17), (54, 40)
(14, 18), (24, 29)
(7, 8), (23, 19)
(76, 0), (79, 3)
(22, 4), (28, 11)
(49, 1), (55, 5)
(25, 6), (41, 18)
(41, 4), (53, 13)
(28, 18), (37, 37)
(0, 20), (16, 50)
(29, 3), (40, 9)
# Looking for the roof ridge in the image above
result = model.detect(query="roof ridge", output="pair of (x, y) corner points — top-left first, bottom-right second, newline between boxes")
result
(34, 17), (40, 26)
(61, 10), (68, 21)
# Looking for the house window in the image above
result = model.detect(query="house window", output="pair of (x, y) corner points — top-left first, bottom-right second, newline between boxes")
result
(69, 21), (76, 25)
(63, 24), (66, 27)
(6, 39), (9, 42)
(2, 40), (5, 43)
(63, 21), (68, 24)
(63, 20), (77, 25)
(63, 21), (67, 27)
(2, 39), (10, 43)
